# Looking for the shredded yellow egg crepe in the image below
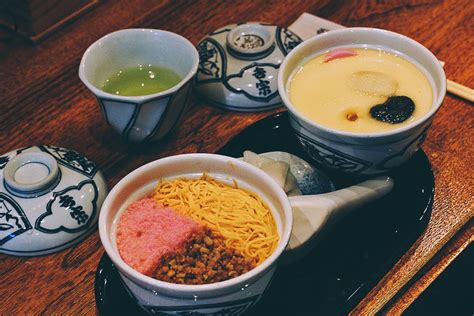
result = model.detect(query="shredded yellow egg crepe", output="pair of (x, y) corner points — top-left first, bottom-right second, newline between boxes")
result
(152, 175), (279, 265)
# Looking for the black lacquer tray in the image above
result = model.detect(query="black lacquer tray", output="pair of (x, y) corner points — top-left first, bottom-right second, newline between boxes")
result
(404, 243), (473, 316)
(95, 112), (434, 315)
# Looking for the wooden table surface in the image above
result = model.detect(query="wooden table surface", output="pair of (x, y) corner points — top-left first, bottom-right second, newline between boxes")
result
(0, 0), (472, 314)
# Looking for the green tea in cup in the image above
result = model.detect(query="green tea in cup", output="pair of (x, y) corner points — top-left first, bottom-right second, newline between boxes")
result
(101, 64), (182, 96)
(79, 28), (199, 142)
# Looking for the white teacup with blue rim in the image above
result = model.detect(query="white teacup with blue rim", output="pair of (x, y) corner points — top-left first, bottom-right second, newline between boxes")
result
(278, 28), (446, 176)
(79, 29), (199, 143)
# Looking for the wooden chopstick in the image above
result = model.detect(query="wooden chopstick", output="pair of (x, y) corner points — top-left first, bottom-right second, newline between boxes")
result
(447, 79), (474, 102)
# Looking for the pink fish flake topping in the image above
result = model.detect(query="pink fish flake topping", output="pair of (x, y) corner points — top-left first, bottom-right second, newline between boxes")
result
(324, 48), (357, 63)
(116, 198), (202, 275)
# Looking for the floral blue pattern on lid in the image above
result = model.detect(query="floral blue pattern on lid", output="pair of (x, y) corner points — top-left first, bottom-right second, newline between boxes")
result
(195, 22), (302, 112)
(0, 145), (108, 256)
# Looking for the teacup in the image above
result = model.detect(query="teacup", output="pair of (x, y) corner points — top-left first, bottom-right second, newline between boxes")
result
(79, 29), (199, 143)
(278, 28), (446, 176)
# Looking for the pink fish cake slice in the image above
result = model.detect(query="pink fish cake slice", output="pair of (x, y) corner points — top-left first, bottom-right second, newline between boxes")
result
(323, 48), (357, 63)
(116, 198), (201, 275)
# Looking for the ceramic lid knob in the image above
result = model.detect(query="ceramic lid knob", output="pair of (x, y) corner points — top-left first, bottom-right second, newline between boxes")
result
(226, 24), (275, 60)
(195, 22), (302, 112)
(0, 145), (108, 256)
(4, 152), (60, 198)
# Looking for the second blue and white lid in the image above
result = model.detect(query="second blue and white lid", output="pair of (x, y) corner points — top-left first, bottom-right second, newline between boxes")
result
(195, 22), (302, 112)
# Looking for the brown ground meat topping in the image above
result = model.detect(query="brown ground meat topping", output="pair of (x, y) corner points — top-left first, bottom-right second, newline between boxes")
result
(152, 228), (256, 284)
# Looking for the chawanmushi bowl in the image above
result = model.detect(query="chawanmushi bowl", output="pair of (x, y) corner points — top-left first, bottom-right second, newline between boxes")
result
(98, 153), (292, 315)
(278, 27), (446, 176)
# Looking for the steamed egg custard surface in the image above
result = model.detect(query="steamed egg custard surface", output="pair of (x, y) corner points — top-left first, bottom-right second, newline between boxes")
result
(288, 48), (433, 133)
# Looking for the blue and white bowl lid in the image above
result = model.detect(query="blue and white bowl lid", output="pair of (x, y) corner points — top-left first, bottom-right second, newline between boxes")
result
(195, 22), (302, 112)
(0, 145), (108, 256)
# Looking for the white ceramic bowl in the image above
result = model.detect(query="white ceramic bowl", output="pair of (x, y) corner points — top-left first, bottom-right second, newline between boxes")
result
(98, 153), (292, 314)
(79, 29), (199, 143)
(278, 28), (446, 176)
